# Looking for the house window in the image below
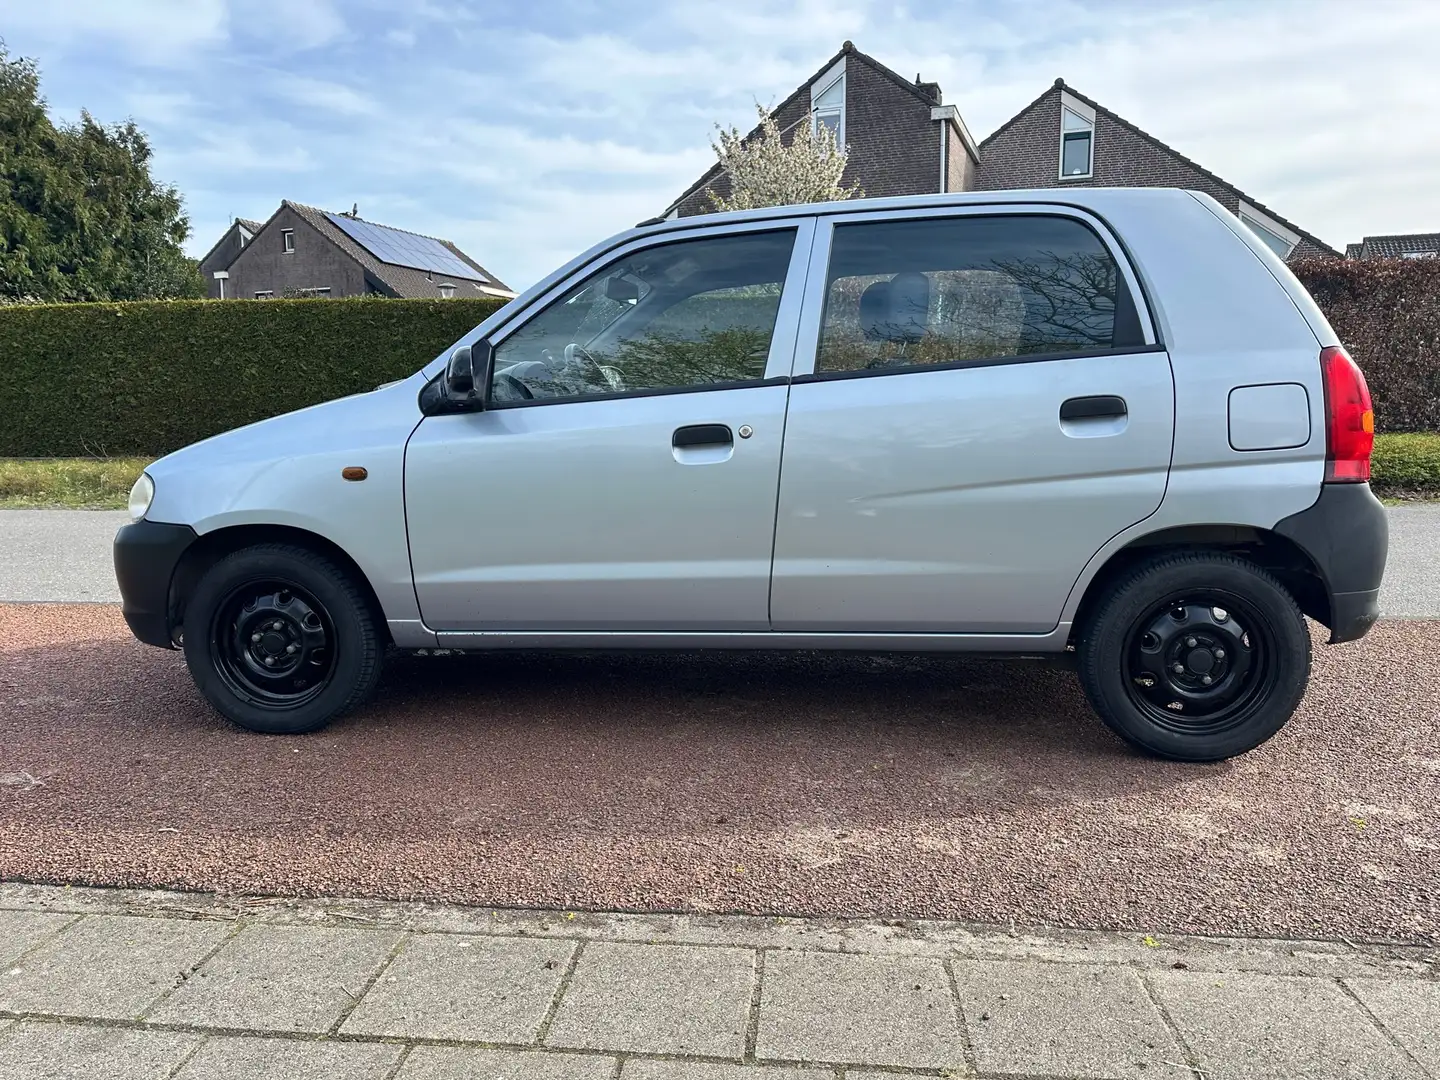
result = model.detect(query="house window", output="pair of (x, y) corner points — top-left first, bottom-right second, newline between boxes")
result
(1058, 92), (1095, 179)
(254, 291), (274, 300)
(282, 229), (295, 253)
(811, 59), (845, 143)
(298, 287), (331, 298)
(1237, 202), (1300, 259)
(1401, 251), (1437, 260)
(438, 283), (456, 298)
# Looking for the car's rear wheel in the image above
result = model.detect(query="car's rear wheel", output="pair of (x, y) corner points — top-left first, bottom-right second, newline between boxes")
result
(1077, 552), (1311, 761)
(183, 543), (382, 734)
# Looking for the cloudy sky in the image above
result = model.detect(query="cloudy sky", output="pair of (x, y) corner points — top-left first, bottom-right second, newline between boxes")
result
(3, 0), (1436, 288)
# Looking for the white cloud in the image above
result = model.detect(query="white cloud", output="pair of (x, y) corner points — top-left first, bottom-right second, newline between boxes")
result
(264, 73), (376, 117)
(0, 0), (227, 64)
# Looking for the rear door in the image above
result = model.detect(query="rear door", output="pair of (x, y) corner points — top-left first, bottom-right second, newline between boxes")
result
(770, 207), (1175, 633)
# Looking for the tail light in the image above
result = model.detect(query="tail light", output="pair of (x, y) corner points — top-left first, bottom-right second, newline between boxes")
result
(1320, 345), (1374, 482)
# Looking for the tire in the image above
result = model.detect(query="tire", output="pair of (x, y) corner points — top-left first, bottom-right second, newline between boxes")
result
(183, 543), (383, 734)
(1076, 551), (1311, 762)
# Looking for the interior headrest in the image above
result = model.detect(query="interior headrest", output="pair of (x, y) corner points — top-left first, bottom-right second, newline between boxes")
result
(859, 280), (891, 341)
(859, 273), (930, 343)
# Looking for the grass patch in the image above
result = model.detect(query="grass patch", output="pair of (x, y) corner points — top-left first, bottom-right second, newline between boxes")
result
(0, 457), (149, 509)
(1372, 432), (1440, 500)
(1, 433), (1437, 510)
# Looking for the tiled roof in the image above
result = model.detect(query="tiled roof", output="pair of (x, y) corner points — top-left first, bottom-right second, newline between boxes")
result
(663, 41), (941, 215)
(1351, 232), (1440, 259)
(282, 202), (513, 298)
(982, 79), (1340, 258)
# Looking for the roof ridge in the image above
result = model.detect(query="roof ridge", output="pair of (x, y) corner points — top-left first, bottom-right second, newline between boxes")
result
(1360, 230), (1440, 241)
(979, 82), (1336, 257)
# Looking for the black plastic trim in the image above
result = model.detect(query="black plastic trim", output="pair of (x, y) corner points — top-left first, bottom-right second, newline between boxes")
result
(486, 375), (789, 410)
(792, 344), (1167, 385)
(1060, 395), (1128, 421)
(1274, 482), (1388, 644)
(114, 520), (198, 649)
(673, 423), (733, 448)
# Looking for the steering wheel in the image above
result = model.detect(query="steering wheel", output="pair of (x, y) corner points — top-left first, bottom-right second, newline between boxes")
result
(564, 343), (624, 391)
(496, 372), (533, 399)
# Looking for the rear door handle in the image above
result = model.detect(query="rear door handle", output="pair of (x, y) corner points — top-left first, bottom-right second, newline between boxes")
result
(1060, 395), (1128, 421)
(673, 424), (733, 449)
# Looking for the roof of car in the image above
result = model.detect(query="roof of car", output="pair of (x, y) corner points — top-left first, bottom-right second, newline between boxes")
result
(635, 186), (1197, 239)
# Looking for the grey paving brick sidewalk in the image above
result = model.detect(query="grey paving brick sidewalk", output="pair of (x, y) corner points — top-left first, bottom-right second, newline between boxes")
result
(1, 885), (1437, 1080)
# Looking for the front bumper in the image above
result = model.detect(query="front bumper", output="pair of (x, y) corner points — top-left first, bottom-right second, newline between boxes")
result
(113, 521), (197, 649)
(1274, 482), (1388, 644)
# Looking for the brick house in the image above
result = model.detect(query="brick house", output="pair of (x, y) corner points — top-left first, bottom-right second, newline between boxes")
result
(665, 42), (1339, 261)
(1345, 233), (1440, 260)
(199, 201), (514, 300)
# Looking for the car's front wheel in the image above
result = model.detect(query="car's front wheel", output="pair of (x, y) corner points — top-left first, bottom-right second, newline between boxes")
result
(1077, 552), (1311, 762)
(183, 543), (383, 734)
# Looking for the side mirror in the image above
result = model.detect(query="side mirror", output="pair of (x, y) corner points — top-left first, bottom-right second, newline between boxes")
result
(444, 341), (493, 410)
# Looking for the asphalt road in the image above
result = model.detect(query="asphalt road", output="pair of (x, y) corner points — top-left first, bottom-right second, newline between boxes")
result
(3, 504), (1436, 614)
(1, 604), (1437, 944)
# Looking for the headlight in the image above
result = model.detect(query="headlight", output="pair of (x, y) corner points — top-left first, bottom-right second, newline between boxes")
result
(128, 473), (155, 522)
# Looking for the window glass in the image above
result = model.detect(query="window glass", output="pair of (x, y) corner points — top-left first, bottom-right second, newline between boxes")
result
(1240, 214), (1295, 259)
(491, 230), (795, 403)
(1061, 131), (1092, 176)
(815, 215), (1123, 375)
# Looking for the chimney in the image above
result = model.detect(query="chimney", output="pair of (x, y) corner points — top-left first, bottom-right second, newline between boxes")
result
(914, 74), (941, 103)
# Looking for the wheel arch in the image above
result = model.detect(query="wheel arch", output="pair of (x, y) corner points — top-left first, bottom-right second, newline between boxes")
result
(169, 524), (391, 646)
(1069, 523), (1330, 645)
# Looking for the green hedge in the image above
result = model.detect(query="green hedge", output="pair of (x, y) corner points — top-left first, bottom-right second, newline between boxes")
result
(1291, 257), (1440, 433)
(0, 297), (506, 456)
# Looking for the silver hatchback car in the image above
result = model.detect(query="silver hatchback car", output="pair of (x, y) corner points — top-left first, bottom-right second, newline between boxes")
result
(115, 188), (1386, 761)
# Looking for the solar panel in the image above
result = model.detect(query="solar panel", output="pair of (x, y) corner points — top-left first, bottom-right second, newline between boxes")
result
(325, 212), (488, 283)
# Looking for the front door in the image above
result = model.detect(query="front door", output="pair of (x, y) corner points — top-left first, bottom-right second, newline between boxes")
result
(405, 222), (811, 632)
(770, 210), (1175, 634)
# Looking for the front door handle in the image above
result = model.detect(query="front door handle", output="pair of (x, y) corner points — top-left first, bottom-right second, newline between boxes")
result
(673, 424), (733, 449)
(1060, 395), (1128, 421)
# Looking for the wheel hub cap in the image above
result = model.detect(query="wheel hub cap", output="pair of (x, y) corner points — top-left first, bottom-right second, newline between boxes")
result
(1127, 599), (1263, 728)
(213, 583), (335, 709)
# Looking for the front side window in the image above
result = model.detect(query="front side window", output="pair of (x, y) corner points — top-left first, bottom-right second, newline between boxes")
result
(281, 229), (295, 253)
(490, 230), (795, 404)
(815, 215), (1132, 375)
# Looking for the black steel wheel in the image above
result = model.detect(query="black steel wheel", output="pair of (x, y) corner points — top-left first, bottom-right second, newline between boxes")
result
(184, 544), (383, 734)
(1078, 552), (1310, 761)
(210, 581), (337, 709)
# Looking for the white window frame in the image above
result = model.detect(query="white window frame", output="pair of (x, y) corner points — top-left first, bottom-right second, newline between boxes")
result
(298, 286), (331, 298)
(254, 290), (274, 300)
(1401, 251), (1437, 260)
(438, 283), (456, 298)
(810, 57), (845, 144)
(1058, 91), (1095, 181)
(281, 229), (295, 254)
(1236, 201), (1300, 259)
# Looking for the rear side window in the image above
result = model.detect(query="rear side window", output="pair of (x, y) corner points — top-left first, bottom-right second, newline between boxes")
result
(815, 215), (1143, 375)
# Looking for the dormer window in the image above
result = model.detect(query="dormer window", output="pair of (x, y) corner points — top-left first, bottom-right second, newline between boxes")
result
(1237, 201), (1300, 259)
(438, 283), (456, 298)
(810, 59), (845, 142)
(1059, 91), (1095, 179)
